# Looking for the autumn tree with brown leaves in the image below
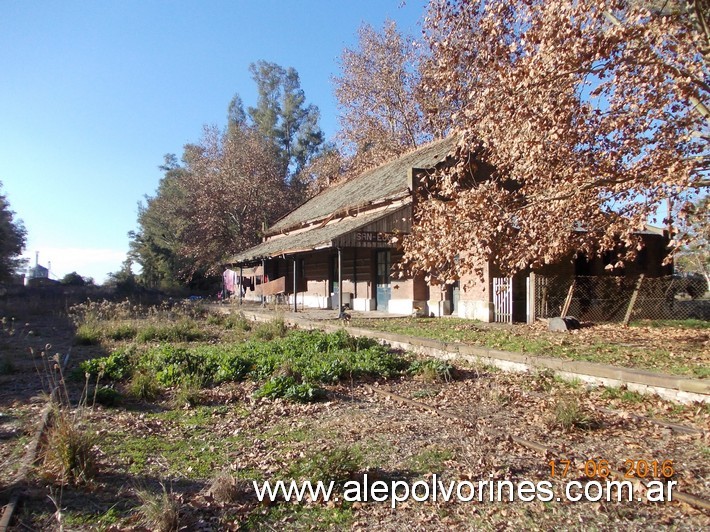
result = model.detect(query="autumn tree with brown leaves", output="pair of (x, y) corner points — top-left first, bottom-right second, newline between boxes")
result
(401, 0), (709, 282)
(130, 63), (324, 287)
(173, 124), (289, 279)
(333, 20), (436, 172)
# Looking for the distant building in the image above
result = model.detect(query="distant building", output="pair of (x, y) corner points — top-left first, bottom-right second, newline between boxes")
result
(25, 252), (53, 286)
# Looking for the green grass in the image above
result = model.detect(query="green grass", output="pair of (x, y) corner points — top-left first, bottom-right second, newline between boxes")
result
(629, 319), (710, 330)
(128, 370), (161, 400)
(554, 375), (582, 389)
(407, 447), (454, 475)
(288, 446), (362, 484)
(601, 386), (645, 403)
(74, 317), (209, 346)
(409, 359), (454, 382)
(242, 503), (353, 531)
(103, 428), (245, 479)
(60, 506), (122, 528)
(551, 399), (597, 431)
(74, 322), (102, 345)
(349, 317), (708, 377)
(135, 319), (208, 343)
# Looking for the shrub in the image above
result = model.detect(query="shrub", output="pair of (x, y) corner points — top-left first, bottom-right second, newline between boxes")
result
(552, 399), (596, 431)
(409, 359), (454, 383)
(134, 483), (179, 532)
(92, 386), (122, 407)
(225, 312), (252, 331)
(106, 322), (138, 341)
(80, 349), (133, 381)
(74, 323), (102, 345)
(252, 317), (287, 340)
(147, 345), (218, 387)
(254, 375), (326, 403)
(43, 413), (96, 484)
(128, 370), (161, 401)
(290, 446), (362, 485)
(209, 471), (240, 503)
(173, 375), (204, 408)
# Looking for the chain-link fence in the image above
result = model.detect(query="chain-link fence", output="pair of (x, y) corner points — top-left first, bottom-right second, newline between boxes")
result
(533, 274), (709, 322)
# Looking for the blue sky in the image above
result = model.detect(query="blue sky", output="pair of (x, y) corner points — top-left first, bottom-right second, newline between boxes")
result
(0, 0), (426, 283)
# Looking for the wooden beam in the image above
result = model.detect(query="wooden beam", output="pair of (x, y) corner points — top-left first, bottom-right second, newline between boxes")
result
(623, 274), (645, 325)
(561, 280), (576, 317)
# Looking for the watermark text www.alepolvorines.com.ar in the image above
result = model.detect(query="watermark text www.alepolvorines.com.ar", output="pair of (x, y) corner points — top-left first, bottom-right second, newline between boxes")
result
(253, 474), (677, 508)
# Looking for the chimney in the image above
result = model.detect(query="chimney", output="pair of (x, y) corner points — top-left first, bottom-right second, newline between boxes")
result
(35, 251), (39, 267)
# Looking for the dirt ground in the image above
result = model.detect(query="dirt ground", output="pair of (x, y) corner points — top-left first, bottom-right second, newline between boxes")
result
(1, 301), (709, 530)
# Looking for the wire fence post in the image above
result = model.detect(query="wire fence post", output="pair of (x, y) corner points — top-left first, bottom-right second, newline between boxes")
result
(561, 280), (576, 317)
(623, 274), (645, 325)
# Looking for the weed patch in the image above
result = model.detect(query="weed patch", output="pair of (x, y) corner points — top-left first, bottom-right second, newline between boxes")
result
(408, 447), (454, 474)
(136, 319), (207, 343)
(209, 311), (252, 331)
(254, 375), (326, 402)
(173, 375), (205, 408)
(410, 359), (454, 382)
(551, 399), (597, 431)
(134, 483), (179, 532)
(209, 471), (240, 503)
(74, 323), (102, 345)
(601, 386), (645, 403)
(81, 348), (133, 381)
(252, 317), (288, 340)
(78, 329), (408, 403)
(106, 322), (138, 340)
(42, 412), (97, 484)
(289, 446), (362, 484)
(128, 370), (161, 401)
(92, 386), (122, 407)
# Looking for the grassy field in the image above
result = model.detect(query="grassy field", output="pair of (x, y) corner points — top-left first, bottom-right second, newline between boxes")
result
(3, 299), (708, 530)
(349, 317), (710, 378)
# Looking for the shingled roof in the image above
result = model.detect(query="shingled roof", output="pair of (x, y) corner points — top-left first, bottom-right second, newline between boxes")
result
(227, 206), (404, 263)
(267, 136), (458, 234)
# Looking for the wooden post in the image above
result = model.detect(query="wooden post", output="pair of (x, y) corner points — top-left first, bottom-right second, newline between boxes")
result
(239, 265), (243, 305)
(293, 257), (298, 313)
(261, 259), (265, 307)
(623, 274), (645, 325)
(541, 283), (549, 318)
(528, 273), (536, 324)
(561, 280), (576, 317)
(338, 248), (344, 318)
